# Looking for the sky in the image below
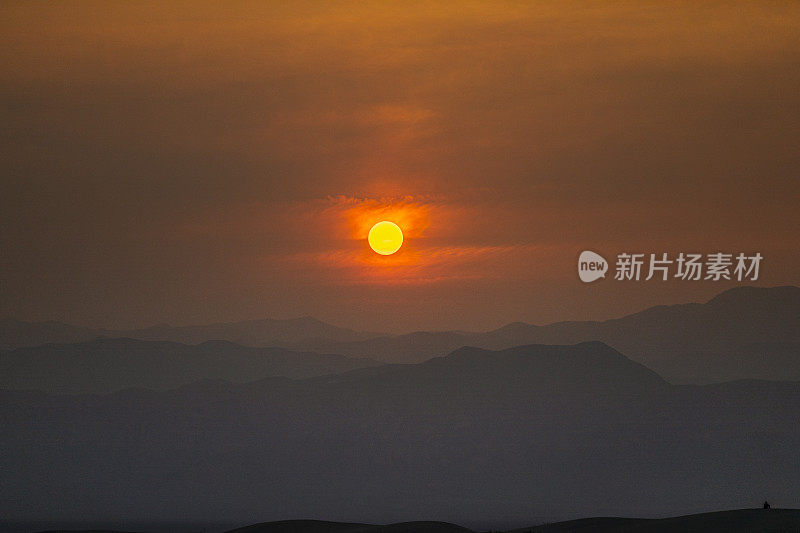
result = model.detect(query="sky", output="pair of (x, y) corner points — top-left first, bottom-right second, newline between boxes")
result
(1, 1), (799, 333)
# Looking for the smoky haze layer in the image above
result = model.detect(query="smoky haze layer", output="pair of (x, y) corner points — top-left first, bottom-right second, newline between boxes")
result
(3, 342), (799, 526)
(2, 2), (799, 333)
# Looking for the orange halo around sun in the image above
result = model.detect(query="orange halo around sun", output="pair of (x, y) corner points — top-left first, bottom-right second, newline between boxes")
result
(368, 221), (403, 255)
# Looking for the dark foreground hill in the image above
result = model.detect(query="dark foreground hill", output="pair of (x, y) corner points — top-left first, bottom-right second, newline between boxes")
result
(228, 519), (472, 532)
(26, 510), (800, 533)
(521, 508), (800, 532)
(0, 337), (380, 394)
(231, 510), (800, 533)
(3, 343), (800, 525)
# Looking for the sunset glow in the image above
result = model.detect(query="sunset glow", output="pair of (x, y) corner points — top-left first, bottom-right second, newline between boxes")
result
(2, 1), (797, 333)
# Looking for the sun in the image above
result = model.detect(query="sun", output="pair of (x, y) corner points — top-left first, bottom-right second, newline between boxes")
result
(368, 221), (403, 255)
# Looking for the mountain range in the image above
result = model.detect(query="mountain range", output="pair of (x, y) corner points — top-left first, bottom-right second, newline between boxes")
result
(3, 342), (799, 526)
(2, 285), (798, 384)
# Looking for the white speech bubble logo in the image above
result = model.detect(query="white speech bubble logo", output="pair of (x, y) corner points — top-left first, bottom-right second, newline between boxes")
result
(578, 251), (608, 282)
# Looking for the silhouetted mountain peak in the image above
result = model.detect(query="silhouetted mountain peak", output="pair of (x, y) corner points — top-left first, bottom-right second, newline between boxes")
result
(489, 320), (537, 335)
(290, 315), (328, 325)
(430, 342), (667, 392)
(87, 336), (190, 349)
(38, 336), (158, 350)
(197, 339), (248, 350)
(229, 315), (321, 327)
(706, 285), (800, 306)
(444, 341), (625, 362)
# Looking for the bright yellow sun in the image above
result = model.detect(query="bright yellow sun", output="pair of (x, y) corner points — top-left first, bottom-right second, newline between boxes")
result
(368, 221), (403, 255)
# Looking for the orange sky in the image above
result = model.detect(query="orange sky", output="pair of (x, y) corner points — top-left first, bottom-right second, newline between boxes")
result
(1, 1), (799, 332)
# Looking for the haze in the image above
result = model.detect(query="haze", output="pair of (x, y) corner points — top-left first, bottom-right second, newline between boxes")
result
(2, 1), (799, 333)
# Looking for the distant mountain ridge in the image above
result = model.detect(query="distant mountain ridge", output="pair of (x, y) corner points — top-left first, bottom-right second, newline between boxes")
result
(0, 317), (101, 351)
(0, 337), (381, 394)
(313, 286), (800, 383)
(117, 316), (382, 349)
(0, 315), (382, 352)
